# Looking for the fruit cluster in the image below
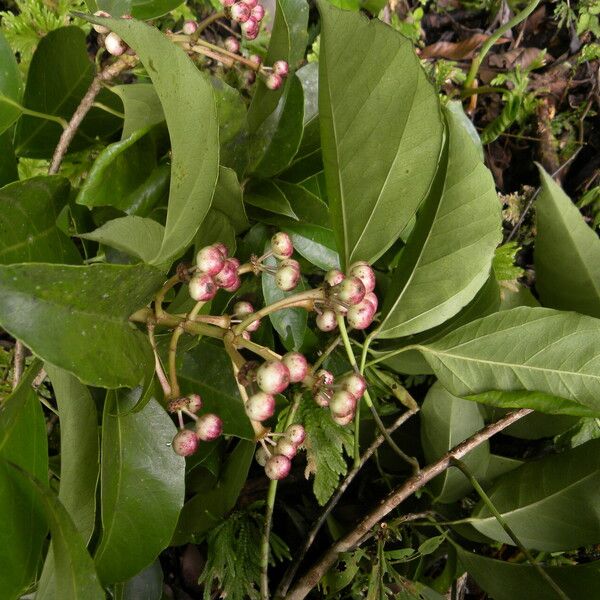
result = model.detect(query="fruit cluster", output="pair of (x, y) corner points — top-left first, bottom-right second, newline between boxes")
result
(311, 371), (367, 426)
(190, 243), (241, 300)
(256, 423), (306, 480)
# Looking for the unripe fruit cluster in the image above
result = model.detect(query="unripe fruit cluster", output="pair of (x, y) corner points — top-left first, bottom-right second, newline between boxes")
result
(225, 0), (267, 41)
(256, 423), (306, 480)
(190, 243), (242, 302)
(318, 262), (378, 332)
(269, 232), (301, 292)
(170, 394), (223, 456)
(311, 370), (367, 426)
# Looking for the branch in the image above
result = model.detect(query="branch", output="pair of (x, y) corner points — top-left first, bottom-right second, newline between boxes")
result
(48, 56), (134, 175)
(12, 340), (26, 389)
(285, 407), (533, 600)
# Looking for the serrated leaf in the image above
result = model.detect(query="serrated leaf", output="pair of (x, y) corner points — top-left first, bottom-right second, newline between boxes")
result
(297, 398), (353, 505)
(94, 390), (185, 583)
(0, 30), (23, 135)
(379, 106), (501, 338)
(318, 0), (444, 266)
(535, 165), (600, 317)
(417, 307), (600, 415)
(0, 263), (164, 388)
(493, 242), (524, 282)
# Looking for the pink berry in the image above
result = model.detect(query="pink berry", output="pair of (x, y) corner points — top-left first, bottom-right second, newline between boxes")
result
(281, 352), (308, 383)
(363, 291), (378, 312)
(231, 2), (251, 22)
(257, 360), (290, 394)
(223, 277), (242, 293)
(182, 20), (198, 35)
(214, 242), (229, 257)
(280, 258), (300, 271)
(245, 27), (259, 41)
(314, 390), (331, 407)
(93, 10), (111, 34)
(273, 60), (289, 77)
(271, 232), (293, 259)
(233, 301), (260, 332)
(189, 273), (218, 301)
(341, 373), (367, 399)
(256, 445), (269, 466)
(329, 390), (357, 418)
(242, 0), (258, 7)
(332, 412), (354, 427)
(316, 309), (338, 332)
(325, 269), (345, 286)
(196, 244), (226, 275)
(266, 73), (283, 90)
(285, 424), (306, 446)
(251, 4), (265, 21)
(275, 265), (300, 292)
(348, 261), (376, 293)
(224, 36), (240, 53)
(275, 438), (297, 460)
(214, 259), (239, 288)
(241, 17), (258, 37)
(105, 32), (127, 56)
(316, 369), (334, 386)
(245, 71), (257, 85)
(186, 393), (203, 413)
(246, 391), (275, 421)
(335, 277), (366, 305)
(250, 54), (262, 66)
(347, 300), (376, 330)
(172, 429), (198, 456)
(265, 454), (291, 480)
(195, 413), (223, 441)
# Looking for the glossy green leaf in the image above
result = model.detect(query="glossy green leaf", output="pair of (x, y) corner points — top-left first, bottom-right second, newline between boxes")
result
(130, 0), (184, 19)
(0, 263), (164, 388)
(0, 176), (81, 265)
(178, 340), (254, 440)
(95, 391), (185, 583)
(0, 31), (22, 135)
(0, 130), (18, 187)
(418, 307), (600, 415)
(420, 382), (489, 503)
(110, 83), (165, 140)
(535, 165), (600, 317)
(379, 107), (501, 338)
(0, 363), (48, 599)
(194, 210), (237, 259)
(469, 438), (600, 550)
(88, 15), (219, 266)
(262, 253), (308, 351)
(455, 543), (600, 600)
(212, 166), (248, 234)
(245, 179), (299, 220)
(80, 216), (165, 264)
(14, 27), (121, 157)
(9, 464), (104, 600)
(172, 440), (255, 544)
(318, 0), (444, 266)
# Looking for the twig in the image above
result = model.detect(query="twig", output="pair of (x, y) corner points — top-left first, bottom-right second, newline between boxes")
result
(48, 56), (134, 175)
(12, 341), (26, 390)
(285, 408), (532, 600)
(275, 407), (419, 599)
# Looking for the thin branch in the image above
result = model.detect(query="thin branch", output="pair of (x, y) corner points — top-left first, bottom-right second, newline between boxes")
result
(48, 56), (134, 175)
(275, 407), (419, 599)
(12, 341), (26, 390)
(285, 408), (532, 600)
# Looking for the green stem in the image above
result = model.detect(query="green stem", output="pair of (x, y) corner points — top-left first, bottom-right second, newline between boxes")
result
(196, 10), (226, 34)
(450, 458), (571, 600)
(260, 393), (302, 600)
(0, 95), (68, 129)
(91, 101), (125, 119)
(363, 344), (419, 369)
(463, 0), (541, 91)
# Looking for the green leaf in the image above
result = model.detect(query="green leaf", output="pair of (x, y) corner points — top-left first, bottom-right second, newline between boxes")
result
(94, 391), (185, 583)
(262, 253), (308, 351)
(14, 27), (122, 157)
(0, 31), (22, 135)
(0, 362), (48, 599)
(534, 165), (600, 317)
(418, 534), (446, 556)
(0, 176), (81, 265)
(177, 340), (254, 440)
(493, 242), (524, 282)
(75, 127), (162, 211)
(80, 216), (165, 264)
(88, 15), (219, 266)
(318, 0), (444, 266)
(379, 107), (501, 338)
(469, 438), (600, 550)
(0, 130), (18, 187)
(0, 263), (164, 388)
(195, 210), (237, 259)
(420, 382), (489, 503)
(455, 543), (600, 600)
(130, 0), (184, 20)
(212, 166), (248, 234)
(418, 307), (600, 415)
(116, 559), (163, 600)
(172, 440), (255, 544)
(245, 180), (299, 220)
(297, 397), (354, 505)
(7, 463), (104, 600)
(110, 83), (165, 140)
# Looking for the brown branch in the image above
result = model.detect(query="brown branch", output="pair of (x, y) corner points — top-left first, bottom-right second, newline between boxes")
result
(48, 56), (135, 175)
(12, 340), (26, 389)
(285, 407), (532, 600)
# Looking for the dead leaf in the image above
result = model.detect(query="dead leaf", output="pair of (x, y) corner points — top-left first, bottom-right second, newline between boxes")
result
(421, 33), (509, 60)
(488, 47), (550, 70)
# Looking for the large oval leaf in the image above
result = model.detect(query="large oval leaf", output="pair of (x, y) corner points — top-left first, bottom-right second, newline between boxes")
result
(110, 83), (164, 140)
(0, 31), (22, 135)
(88, 15), (220, 266)
(535, 165), (600, 317)
(0, 176), (81, 265)
(469, 438), (600, 551)
(318, 0), (444, 266)
(0, 263), (164, 388)
(94, 391), (185, 583)
(379, 107), (501, 338)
